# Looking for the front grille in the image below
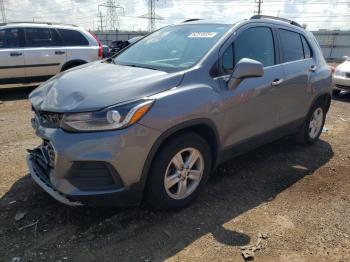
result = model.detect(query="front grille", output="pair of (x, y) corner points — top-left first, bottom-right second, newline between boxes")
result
(35, 111), (63, 128)
(28, 147), (51, 184)
(41, 140), (56, 167)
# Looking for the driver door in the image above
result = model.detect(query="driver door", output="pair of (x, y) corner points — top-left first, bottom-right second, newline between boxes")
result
(218, 25), (285, 149)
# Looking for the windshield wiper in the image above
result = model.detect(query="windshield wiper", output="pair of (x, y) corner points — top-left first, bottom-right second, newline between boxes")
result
(124, 64), (159, 71)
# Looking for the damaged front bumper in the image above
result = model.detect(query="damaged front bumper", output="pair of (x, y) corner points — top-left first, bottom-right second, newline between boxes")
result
(27, 146), (83, 206)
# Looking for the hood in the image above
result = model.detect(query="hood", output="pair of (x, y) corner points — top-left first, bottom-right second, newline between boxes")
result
(29, 61), (184, 112)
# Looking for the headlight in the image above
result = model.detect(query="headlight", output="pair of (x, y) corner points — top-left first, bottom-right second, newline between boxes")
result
(61, 99), (154, 132)
(335, 70), (345, 77)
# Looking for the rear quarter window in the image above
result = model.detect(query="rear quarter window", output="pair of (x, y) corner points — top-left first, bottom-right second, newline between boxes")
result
(58, 29), (89, 46)
(301, 35), (312, 58)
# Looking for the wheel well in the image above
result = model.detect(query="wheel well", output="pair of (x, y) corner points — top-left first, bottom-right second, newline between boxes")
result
(315, 93), (331, 113)
(161, 124), (219, 166)
(140, 122), (220, 193)
(61, 60), (87, 71)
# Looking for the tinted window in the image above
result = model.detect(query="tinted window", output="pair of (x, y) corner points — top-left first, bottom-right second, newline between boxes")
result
(301, 35), (312, 58)
(0, 28), (24, 48)
(24, 28), (62, 47)
(0, 30), (5, 48)
(58, 29), (89, 46)
(279, 29), (304, 62)
(222, 44), (234, 73)
(222, 27), (275, 74)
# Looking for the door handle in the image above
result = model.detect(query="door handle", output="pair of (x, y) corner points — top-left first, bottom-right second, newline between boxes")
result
(55, 51), (65, 55)
(309, 65), (317, 72)
(271, 79), (283, 87)
(10, 52), (22, 57)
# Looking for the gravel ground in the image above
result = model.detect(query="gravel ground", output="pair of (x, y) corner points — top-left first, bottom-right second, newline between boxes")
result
(0, 87), (349, 262)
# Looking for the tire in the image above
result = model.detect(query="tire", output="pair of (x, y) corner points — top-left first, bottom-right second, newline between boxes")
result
(61, 62), (85, 71)
(145, 132), (212, 210)
(294, 101), (326, 145)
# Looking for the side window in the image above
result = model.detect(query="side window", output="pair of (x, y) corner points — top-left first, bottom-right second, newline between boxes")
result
(24, 28), (61, 47)
(222, 44), (234, 73)
(0, 28), (24, 48)
(0, 30), (5, 48)
(58, 29), (89, 46)
(301, 35), (312, 59)
(279, 29), (304, 62)
(234, 27), (275, 67)
(221, 27), (275, 74)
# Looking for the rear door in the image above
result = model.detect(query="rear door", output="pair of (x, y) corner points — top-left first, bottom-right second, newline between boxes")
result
(57, 28), (93, 63)
(23, 27), (66, 83)
(0, 28), (26, 85)
(219, 25), (285, 147)
(277, 28), (314, 126)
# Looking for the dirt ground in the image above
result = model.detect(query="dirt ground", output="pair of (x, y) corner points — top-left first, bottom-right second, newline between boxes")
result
(0, 87), (349, 262)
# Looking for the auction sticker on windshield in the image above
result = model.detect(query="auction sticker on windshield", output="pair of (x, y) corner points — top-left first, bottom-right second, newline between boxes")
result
(188, 32), (217, 38)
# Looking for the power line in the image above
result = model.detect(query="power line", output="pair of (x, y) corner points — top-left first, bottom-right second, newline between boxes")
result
(0, 0), (6, 23)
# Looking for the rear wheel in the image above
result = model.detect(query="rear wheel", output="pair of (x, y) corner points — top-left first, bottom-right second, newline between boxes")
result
(145, 133), (212, 210)
(295, 102), (326, 145)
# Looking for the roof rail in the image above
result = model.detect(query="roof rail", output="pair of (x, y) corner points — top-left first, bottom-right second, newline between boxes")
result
(182, 19), (203, 23)
(0, 21), (78, 27)
(250, 15), (302, 28)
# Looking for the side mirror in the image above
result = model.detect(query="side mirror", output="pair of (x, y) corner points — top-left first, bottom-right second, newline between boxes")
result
(228, 58), (264, 90)
(342, 56), (349, 61)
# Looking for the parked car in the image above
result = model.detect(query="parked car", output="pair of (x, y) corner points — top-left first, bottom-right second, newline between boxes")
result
(102, 44), (110, 58)
(0, 22), (103, 88)
(27, 15), (332, 210)
(333, 56), (350, 95)
(108, 36), (143, 56)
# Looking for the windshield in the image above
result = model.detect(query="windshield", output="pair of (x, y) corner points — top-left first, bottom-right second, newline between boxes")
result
(114, 24), (230, 71)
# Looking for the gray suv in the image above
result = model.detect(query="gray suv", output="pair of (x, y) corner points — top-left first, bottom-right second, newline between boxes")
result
(27, 16), (332, 210)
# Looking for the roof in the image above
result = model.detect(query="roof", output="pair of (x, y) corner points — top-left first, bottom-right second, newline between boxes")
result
(181, 15), (304, 30)
(0, 22), (79, 29)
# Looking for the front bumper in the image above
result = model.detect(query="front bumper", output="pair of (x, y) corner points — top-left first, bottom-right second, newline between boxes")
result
(333, 75), (350, 91)
(27, 123), (161, 206)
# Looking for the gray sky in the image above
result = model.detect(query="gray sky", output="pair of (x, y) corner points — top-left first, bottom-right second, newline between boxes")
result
(3, 0), (350, 31)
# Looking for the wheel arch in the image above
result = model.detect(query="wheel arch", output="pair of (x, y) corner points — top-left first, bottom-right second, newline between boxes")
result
(139, 119), (221, 196)
(312, 92), (332, 113)
(61, 59), (87, 71)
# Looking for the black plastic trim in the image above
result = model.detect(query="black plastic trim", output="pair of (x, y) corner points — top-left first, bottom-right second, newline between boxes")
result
(0, 63), (60, 69)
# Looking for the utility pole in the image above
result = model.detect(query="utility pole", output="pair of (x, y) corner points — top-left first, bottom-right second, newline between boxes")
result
(0, 0), (6, 23)
(255, 0), (263, 15)
(97, 11), (105, 32)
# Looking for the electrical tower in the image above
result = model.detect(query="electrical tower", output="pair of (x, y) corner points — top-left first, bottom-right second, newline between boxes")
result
(97, 11), (105, 32)
(0, 0), (6, 23)
(148, 0), (156, 32)
(255, 0), (263, 15)
(98, 0), (124, 31)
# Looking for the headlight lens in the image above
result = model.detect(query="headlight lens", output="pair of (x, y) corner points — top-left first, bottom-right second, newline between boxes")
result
(61, 99), (154, 132)
(335, 69), (345, 77)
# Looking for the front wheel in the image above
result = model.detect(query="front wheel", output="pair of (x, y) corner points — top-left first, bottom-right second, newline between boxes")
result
(145, 133), (212, 210)
(295, 102), (326, 145)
